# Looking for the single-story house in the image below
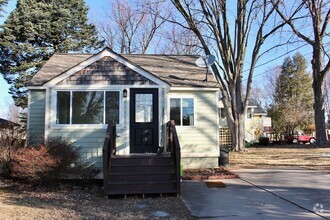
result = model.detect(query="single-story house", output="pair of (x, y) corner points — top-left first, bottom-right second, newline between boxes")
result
(219, 99), (272, 145)
(0, 118), (20, 140)
(27, 48), (220, 176)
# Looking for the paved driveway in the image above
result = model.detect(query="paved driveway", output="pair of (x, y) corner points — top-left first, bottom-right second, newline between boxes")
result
(181, 168), (329, 219)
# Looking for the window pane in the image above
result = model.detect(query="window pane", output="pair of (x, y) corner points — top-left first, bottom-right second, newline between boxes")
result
(220, 108), (226, 119)
(57, 91), (70, 124)
(247, 108), (252, 118)
(106, 91), (119, 124)
(182, 98), (194, 126)
(135, 93), (153, 123)
(170, 98), (181, 126)
(72, 91), (104, 124)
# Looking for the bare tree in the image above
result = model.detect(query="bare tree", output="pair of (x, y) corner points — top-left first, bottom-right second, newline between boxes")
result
(272, 0), (330, 145)
(262, 66), (283, 107)
(1, 101), (23, 124)
(170, 0), (287, 151)
(158, 24), (202, 55)
(0, 0), (8, 17)
(98, 0), (168, 54)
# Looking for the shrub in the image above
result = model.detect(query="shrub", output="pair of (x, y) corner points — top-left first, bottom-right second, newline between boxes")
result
(45, 136), (99, 180)
(10, 145), (58, 181)
(3, 136), (99, 183)
(0, 133), (26, 177)
(45, 136), (81, 179)
(259, 137), (270, 146)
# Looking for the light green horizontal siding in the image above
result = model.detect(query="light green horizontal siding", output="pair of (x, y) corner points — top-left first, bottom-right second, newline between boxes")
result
(28, 90), (46, 144)
(169, 90), (219, 168)
(48, 128), (105, 170)
(47, 127), (126, 170)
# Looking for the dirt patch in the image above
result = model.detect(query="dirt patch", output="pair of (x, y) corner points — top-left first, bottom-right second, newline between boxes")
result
(228, 144), (330, 173)
(182, 167), (239, 180)
(205, 181), (227, 188)
(0, 180), (195, 220)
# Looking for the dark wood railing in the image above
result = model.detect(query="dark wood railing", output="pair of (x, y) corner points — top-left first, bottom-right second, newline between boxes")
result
(103, 121), (116, 193)
(167, 120), (181, 195)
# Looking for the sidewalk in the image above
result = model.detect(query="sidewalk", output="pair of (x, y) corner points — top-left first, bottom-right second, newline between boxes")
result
(181, 168), (329, 219)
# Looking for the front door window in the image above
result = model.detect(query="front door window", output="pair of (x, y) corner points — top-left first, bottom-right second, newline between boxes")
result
(135, 94), (153, 123)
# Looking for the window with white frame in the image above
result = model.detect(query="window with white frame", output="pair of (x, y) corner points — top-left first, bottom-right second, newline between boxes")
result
(247, 108), (252, 119)
(170, 98), (194, 126)
(56, 91), (120, 124)
(219, 107), (226, 119)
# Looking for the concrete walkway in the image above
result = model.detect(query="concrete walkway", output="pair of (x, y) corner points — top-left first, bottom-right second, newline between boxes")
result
(181, 168), (330, 219)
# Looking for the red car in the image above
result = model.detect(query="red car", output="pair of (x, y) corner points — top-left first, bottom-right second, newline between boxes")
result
(290, 133), (316, 144)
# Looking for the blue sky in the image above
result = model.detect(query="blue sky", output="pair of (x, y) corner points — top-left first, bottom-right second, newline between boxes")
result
(0, 0), (316, 117)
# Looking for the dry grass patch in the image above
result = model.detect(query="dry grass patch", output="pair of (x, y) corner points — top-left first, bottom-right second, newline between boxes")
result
(229, 145), (330, 173)
(0, 181), (195, 220)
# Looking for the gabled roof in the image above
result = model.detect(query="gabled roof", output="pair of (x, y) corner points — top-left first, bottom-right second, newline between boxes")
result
(248, 99), (266, 115)
(28, 54), (92, 87)
(27, 48), (219, 88)
(0, 118), (20, 129)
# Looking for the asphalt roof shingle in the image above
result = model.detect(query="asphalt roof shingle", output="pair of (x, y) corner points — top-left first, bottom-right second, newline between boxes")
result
(248, 99), (266, 114)
(27, 51), (219, 88)
(0, 118), (20, 129)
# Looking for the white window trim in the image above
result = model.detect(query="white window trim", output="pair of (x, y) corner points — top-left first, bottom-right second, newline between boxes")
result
(168, 96), (196, 127)
(219, 107), (227, 119)
(51, 89), (123, 129)
(247, 107), (253, 119)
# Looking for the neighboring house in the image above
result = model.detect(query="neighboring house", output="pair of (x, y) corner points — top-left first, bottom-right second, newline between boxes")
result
(0, 118), (20, 145)
(26, 48), (220, 173)
(218, 99), (272, 145)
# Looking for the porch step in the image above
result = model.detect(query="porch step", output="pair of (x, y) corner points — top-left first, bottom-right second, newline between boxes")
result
(111, 156), (173, 166)
(109, 165), (174, 173)
(108, 172), (176, 182)
(107, 180), (177, 194)
(107, 188), (178, 196)
(105, 156), (179, 196)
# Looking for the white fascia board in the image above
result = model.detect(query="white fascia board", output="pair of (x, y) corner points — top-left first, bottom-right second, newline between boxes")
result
(254, 113), (267, 116)
(44, 49), (169, 88)
(27, 86), (47, 90)
(52, 84), (165, 90)
(170, 87), (219, 91)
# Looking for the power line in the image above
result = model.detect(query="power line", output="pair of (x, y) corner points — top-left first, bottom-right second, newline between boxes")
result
(243, 42), (330, 81)
(242, 49), (312, 81)
(242, 43), (309, 73)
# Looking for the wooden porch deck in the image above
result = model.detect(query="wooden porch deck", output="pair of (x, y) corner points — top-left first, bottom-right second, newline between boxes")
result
(103, 121), (181, 197)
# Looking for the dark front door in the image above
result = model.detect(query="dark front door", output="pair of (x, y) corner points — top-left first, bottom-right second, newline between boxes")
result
(130, 88), (159, 153)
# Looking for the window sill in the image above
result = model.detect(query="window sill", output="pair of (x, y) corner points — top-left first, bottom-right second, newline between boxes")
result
(50, 124), (120, 129)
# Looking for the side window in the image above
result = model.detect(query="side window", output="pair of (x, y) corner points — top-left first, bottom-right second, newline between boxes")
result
(170, 98), (194, 126)
(219, 107), (226, 119)
(247, 108), (252, 119)
(57, 91), (70, 124)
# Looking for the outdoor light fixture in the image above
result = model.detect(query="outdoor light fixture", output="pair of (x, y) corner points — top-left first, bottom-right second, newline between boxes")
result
(123, 89), (128, 98)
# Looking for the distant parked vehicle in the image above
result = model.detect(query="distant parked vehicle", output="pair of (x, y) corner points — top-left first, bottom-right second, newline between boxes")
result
(288, 133), (316, 144)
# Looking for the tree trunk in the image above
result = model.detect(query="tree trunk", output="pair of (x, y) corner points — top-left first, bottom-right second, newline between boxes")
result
(228, 112), (246, 151)
(312, 42), (328, 146)
(238, 113), (245, 151)
(313, 78), (327, 145)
